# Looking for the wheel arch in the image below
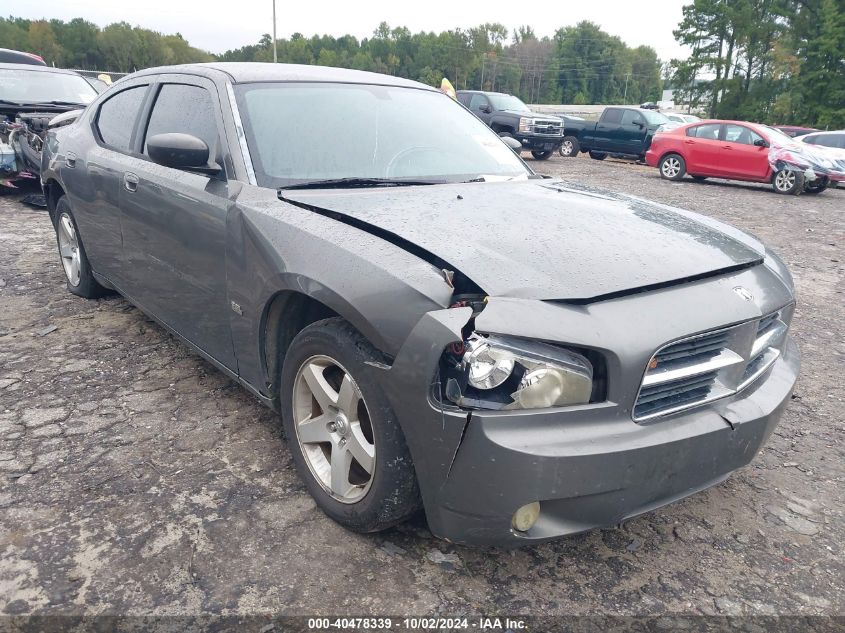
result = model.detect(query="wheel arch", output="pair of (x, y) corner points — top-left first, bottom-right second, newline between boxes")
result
(658, 149), (687, 166)
(259, 285), (394, 399)
(42, 178), (65, 227)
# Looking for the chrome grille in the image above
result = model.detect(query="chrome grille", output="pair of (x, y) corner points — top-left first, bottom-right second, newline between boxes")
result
(633, 306), (792, 422)
(531, 120), (563, 136)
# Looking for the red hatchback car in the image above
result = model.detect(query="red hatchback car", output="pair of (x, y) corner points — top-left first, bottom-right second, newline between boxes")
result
(646, 120), (844, 195)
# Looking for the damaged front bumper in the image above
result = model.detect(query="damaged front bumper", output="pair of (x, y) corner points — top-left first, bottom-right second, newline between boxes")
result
(378, 263), (799, 546)
(431, 338), (797, 545)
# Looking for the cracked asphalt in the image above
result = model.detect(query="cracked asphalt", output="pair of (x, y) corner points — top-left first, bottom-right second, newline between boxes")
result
(0, 156), (843, 619)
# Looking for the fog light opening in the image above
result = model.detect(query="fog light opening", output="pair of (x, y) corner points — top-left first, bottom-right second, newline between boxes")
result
(511, 501), (540, 533)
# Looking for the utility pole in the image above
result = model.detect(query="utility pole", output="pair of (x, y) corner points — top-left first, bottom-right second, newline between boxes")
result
(623, 72), (631, 102)
(272, 0), (278, 63)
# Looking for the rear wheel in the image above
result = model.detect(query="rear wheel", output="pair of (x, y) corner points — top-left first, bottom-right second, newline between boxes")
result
(772, 169), (805, 195)
(54, 196), (110, 299)
(280, 318), (421, 532)
(531, 150), (554, 160)
(559, 136), (580, 157)
(659, 153), (686, 181)
(589, 151), (607, 161)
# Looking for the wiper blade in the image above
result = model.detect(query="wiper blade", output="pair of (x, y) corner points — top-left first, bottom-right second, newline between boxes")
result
(0, 99), (86, 108)
(41, 100), (87, 107)
(279, 177), (446, 190)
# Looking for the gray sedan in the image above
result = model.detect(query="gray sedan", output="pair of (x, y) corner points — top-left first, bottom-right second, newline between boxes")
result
(40, 63), (799, 546)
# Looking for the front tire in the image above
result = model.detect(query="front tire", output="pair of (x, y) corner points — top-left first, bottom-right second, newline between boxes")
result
(531, 150), (554, 160)
(772, 168), (805, 195)
(659, 153), (686, 180)
(54, 196), (110, 299)
(280, 318), (421, 532)
(559, 136), (580, 157)
(589, 151), (607, 161)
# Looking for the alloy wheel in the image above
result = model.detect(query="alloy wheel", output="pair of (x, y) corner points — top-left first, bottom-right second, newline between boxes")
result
(292, 355), (376, 503)
(661, 157), (681, 178)
(560, 140), (573, 156)
(775, 170), (796, 192)
(57, 212), (81, 287)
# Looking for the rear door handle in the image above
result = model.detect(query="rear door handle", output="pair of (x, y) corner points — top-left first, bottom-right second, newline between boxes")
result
(684, 139), (695, 144)
(722, 145), (732, 149)
(124, 172), (139, 192)
(65, 152), (77, 168)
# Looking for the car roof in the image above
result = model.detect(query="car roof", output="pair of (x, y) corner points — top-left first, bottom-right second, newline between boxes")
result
(801, 130), (844, 136)
(127, 62), (437, 91)
(0, 62), (84, 76)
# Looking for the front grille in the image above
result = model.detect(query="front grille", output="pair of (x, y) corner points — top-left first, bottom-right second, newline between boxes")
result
(633, 306), (792, 422)
(531, 120), (563, 136)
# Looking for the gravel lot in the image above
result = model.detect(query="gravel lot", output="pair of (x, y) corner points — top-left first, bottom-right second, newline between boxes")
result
(0, 155), (843, 620)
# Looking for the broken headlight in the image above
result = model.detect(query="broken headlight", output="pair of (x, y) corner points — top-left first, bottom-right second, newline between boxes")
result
(445, 334), (594, 410)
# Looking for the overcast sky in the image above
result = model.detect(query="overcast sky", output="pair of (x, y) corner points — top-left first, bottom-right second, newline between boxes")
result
(13, 0), (690, 61)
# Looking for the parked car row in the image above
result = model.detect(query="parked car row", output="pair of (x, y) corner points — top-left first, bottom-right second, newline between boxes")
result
(34, 62), (802, 546)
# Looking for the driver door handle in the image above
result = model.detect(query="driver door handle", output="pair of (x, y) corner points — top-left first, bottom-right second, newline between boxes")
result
(124, 172), (139, 193)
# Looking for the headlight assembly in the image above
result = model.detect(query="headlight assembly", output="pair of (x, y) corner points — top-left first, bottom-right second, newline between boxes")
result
(444, 334), (594, 410)
(518, 117), (535, 134)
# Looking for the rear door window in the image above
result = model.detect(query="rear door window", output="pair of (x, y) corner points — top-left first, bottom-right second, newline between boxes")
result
(96, 86), (147, 152)
(142, 83), (220, 158)
(687, 123), (721, 140)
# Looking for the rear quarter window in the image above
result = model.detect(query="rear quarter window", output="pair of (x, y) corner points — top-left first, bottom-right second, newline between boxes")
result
(95, 86), (147, 152)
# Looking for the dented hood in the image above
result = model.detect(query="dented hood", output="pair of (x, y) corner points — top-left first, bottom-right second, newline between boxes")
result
(281, 180), (764, 301)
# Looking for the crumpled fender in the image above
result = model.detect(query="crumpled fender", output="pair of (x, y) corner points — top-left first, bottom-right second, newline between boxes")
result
(376, 306), (473, 514)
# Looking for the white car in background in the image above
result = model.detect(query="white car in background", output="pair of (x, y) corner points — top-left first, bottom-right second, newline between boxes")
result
(799, 130), (845, 151)
(664, 113), (701, 124)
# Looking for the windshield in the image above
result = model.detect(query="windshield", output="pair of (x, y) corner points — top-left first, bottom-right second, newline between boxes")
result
(487, 93), (530, 112)
(0, 68), (97, 105)
(641, 110), (670, 125)
(235, 82), (530, 187)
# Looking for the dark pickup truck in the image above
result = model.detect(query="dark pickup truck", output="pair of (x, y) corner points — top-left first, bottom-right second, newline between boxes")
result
(457, 90), (564, 160)
(559, 106), (673, 160)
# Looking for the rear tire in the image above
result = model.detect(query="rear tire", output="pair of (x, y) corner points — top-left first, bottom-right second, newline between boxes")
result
(589, 151), (607, 161)
(772, 169), (804, 195)
(531, 150), (554, 160)
(280, 317), (421, 533)
(53, 196), (110, 299)
(559, 136), (580, 157)
(659, 153), (686, 181)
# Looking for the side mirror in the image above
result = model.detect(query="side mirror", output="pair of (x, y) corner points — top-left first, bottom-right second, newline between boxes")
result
(147, 133), (219, 173)
(481, 105), (493, 114)
(501, 136), (523, 152)
(754, 138), (769, 148)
